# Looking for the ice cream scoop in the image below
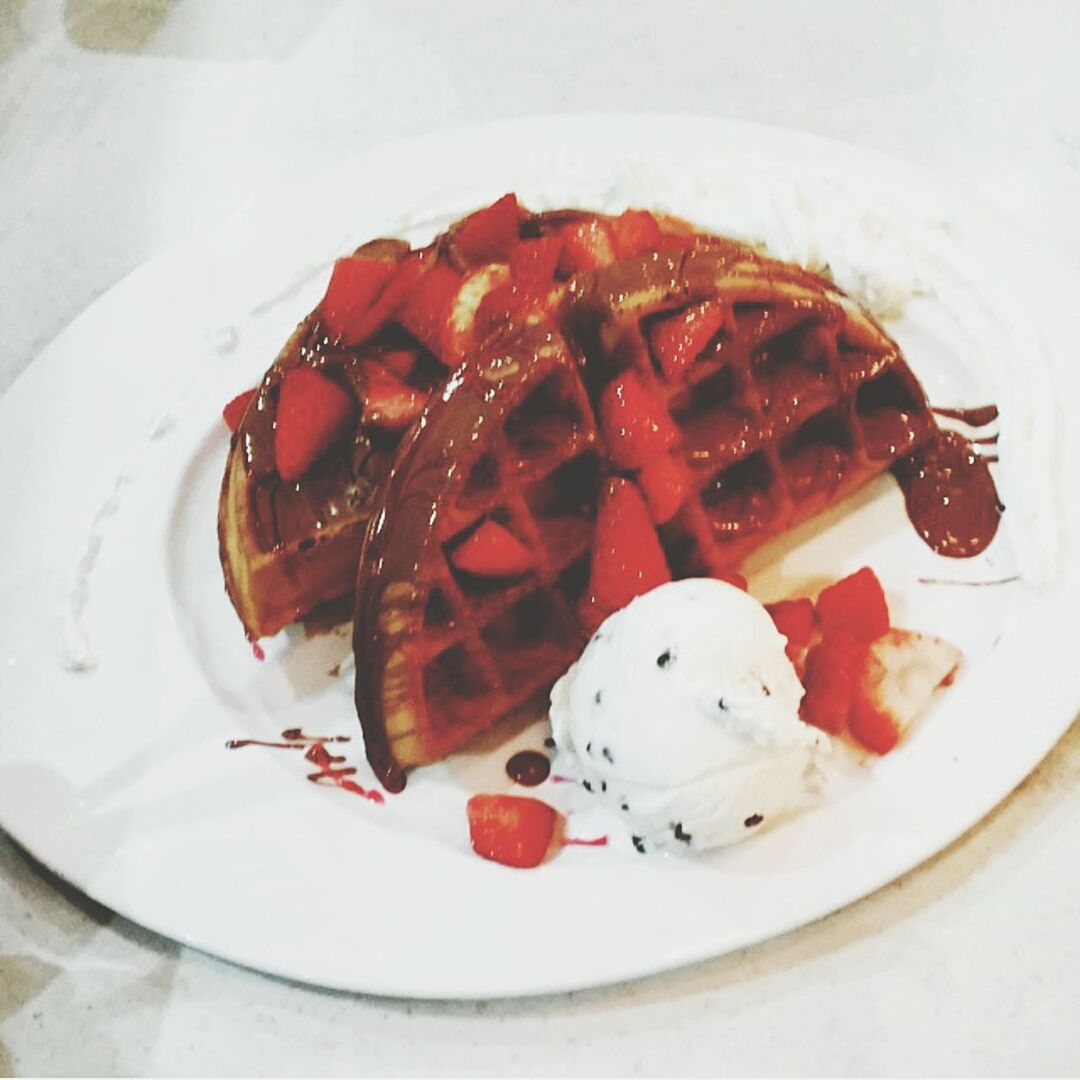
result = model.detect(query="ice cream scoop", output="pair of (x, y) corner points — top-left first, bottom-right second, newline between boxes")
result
(549, 578), (827, 852)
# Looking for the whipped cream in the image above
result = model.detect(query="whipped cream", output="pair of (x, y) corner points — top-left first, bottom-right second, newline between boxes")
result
(57, 470), (131, 673)
(549, 579), (827, 853)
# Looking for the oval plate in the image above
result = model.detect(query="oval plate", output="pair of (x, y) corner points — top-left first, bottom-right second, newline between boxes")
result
(0, 114), (1077, 999)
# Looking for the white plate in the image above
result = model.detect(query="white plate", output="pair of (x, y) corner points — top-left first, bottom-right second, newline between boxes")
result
(1, 115), (1078, 1000)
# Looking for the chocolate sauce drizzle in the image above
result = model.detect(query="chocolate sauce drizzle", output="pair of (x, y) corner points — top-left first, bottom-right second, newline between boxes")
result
(932, 404), (1000, 427)
(226, 727), (383, 803)
(892, 406), (1004, 559)
(505, 749), (551, 787)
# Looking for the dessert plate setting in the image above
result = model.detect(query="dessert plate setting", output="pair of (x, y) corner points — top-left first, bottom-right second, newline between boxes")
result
(1, 114), (1078, 999)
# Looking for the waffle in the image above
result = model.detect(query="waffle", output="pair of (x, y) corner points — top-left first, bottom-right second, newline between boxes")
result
(218, 238), (404, 638)
(352, 242), (938, 791)
(218, 205), (696, 638)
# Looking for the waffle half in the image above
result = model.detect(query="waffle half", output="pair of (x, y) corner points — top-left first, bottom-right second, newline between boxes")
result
(218, 207), (695, 638)
(353, 242), (938, 790)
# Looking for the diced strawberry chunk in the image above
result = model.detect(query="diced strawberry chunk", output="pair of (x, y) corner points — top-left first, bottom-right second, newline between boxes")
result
(846, 628), (962, 757)
(848, 695), (901, 755)
(717, 568), (748, 591)
(598, 372), (679, 470)
(649, 301), (727, 380)
(473, 281), (530, 342)
(609, 209), (663, 258)
(320, 257), (395, 345)
(800, 635), (867, 735)
(222, 387), (256, 432)
(455, 194), (521, 267)
(378, 348), (419, 380)
(558, 219), (617, 274)
(863, 628), (962, 738)
(451, 520), (536, 577)
(274, 367), (355, 483)
(767, 598), (817, 650)
(581, 478), (672, 633)
(396, 262), (463, 360)
(637, 453), (690, 524)
(509, 236), (562, 289)
(815, 567), (890, 643)
(467, 794), (559, 869)
(444, 264), (514, 360)
(344, 250), (427, 347)
(360, 361), (424, 432)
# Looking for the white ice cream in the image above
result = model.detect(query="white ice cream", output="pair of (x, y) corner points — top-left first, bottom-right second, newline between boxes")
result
(549, 578), (827, 853)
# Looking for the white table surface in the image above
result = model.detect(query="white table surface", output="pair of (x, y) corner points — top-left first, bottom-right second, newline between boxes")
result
(2, 1), (1079, 1074)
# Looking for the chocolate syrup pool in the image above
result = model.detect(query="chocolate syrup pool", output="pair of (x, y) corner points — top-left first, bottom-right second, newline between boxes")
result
(891, 428), (1003, 558)
(505, 749), (551, 787)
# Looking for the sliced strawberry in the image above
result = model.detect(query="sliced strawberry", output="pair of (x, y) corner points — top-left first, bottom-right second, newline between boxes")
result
(360, 361), (424, 432)
(320, 257), (396, 345)
(222, 387), (256, 433)
(274, 367), (355, 483)
(848, 694), (901, 755)
(852, 628), (962, 753)
(451, 520), (536, 577)
(455, 193), (521, 267)
(467, 794), (559, 869)
(581, 478), (672, 633)
(396, 262), (463, 360)
(637, 453), (690, 524)
(444, 263), (512, 361)
(766, 598), (817, 662)
(558, 219), (617, 274)
(815, 567), (890, 643)
(598, 372), (679, 469)
(649, 301), (727, 381)
(609, 208), (663, 258)
(378, 348), (419, 380)
(473, 281), (531, 343)
(717, 568), (748, 591)
(509, 236), (562, 289)
(799, 635), (867, 735)
(345, 250), (428, 347)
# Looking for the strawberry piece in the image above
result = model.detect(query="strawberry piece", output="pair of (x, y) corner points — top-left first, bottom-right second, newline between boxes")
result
(360, 361), (424, 432)
(815, 567), (890, 643)
(767, 598), (816, 649)
(473, 281), (530, 342)
(609, 209), (662, 258)
(378, 348), (419, 380)
(222, 387), (256, 433)
(649, 301), (727, 380)
(850, 629), (962, 754)
(558, 219), (617, 274)
(581, 478), (672, 632)
(800, 635), (868, 735)
(455, 194), (521, 267)
(598, 372), (679, 469)
(718, 568), (748, 591)
(396, 262), (463, 360)
(509, 236), (562, 289)
(848, 695), (901, 755)
(637, 453), (690, 524)
(320, 257), (396, 345)
(444, 264), (514, 360)
(341, 250), (428, 346)
(467, 794), (559, 869)
(274, 367), (355, 483)
(451, 520), (536, 577)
